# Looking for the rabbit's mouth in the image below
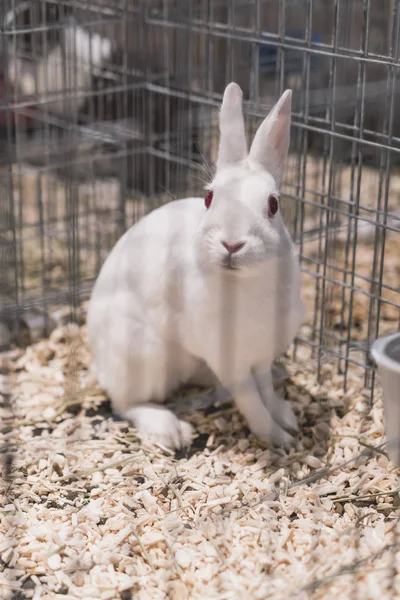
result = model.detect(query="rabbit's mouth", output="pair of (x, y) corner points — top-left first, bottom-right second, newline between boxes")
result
(221, 256), (241, 272)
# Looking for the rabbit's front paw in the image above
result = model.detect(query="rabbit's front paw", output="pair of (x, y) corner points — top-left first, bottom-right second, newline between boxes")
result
(124, 406), (193, 450)
(275, 399), (299, 436)
(251, 421), (295, 450)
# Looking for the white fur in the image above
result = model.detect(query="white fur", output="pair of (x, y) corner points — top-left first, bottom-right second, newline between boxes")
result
(87, 82), (304, 449)
(7, 20), (111, 118)
(65, 25), (112, 66)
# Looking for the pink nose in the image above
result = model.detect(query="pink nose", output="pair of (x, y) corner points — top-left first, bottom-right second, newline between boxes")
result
(221, 240), (246, 254)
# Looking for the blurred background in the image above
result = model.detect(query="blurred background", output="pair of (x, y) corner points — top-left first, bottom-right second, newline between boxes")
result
(0, 0), (399, 396)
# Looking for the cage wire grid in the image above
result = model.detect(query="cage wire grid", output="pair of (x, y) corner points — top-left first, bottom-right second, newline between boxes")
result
(0, 0), (399, 392)
(1, 0), (400, 598)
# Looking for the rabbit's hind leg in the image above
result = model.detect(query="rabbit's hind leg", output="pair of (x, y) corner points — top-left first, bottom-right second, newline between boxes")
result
(120, 404), (193, 449)
(101, 338), (196, 449)
(110, 348), (195, 449)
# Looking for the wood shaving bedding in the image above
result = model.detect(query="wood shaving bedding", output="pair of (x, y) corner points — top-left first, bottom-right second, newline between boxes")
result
(1, 324), (400, 600)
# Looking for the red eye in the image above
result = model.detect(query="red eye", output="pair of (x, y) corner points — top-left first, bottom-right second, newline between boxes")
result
(268, 194), (279, 217)
(205, 190), (213, 209)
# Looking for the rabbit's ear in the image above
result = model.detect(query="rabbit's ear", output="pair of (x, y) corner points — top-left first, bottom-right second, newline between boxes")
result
(248, 89), (292, 186)
(217, 82), (248, 170)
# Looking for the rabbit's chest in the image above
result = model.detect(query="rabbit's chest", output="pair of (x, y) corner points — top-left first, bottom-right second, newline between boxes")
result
(183, 280), (295, 363)
(220, 294), (282, 345)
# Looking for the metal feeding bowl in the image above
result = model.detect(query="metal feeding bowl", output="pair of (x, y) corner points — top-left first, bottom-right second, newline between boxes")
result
(371, 332), (400, 466)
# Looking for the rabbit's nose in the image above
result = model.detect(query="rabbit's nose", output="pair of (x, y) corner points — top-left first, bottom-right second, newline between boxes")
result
(221, 240), (246, 254)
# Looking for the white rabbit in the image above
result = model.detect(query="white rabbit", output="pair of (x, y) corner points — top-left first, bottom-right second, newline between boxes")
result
(87, 82), (304, 449)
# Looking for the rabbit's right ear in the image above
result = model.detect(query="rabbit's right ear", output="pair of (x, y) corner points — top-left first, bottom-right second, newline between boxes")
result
(248, 90), (292, 187)
(217, 82), (248, 171)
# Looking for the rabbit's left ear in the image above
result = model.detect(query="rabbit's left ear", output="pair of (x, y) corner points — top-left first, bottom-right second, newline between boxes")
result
(248, 90), (292, 187)
(217, 82), (248, 170)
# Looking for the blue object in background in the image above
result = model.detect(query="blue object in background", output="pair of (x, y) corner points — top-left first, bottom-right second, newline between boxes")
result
(258, 31), (321, 75)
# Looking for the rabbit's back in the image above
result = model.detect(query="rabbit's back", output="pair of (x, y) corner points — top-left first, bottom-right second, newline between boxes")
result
(87, 197), (204, 340)
(86, 196), (208, 408)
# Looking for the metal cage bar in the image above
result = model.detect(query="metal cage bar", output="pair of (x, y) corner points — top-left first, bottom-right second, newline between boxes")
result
(0, 0), (398, 399)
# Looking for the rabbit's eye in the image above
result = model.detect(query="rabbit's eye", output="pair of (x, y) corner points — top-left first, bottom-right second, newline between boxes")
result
(268, 194), (279, 217)
(205, 190), (213, 209)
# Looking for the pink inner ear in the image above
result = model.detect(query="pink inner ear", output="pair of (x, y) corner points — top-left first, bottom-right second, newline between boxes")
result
(248, 91), (291, 184)
(272, 109), (290, 157)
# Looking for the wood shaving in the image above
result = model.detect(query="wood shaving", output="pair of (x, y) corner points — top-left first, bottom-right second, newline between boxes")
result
(1, 324), (400, 599)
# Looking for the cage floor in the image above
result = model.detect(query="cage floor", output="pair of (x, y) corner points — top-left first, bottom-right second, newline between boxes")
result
(1, 324), (399, 600)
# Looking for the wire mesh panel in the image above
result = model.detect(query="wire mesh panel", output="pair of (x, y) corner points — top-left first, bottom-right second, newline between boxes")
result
(0, 0), (399, 390)
(1, 2), (400, 599)
(142, 0), (400, 395)
(0, 0), (201, 337)
(2, 0), (399, 394)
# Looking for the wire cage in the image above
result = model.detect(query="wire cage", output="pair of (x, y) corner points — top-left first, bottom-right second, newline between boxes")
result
(2, 1), (400, 598)
(1, 0), (399, 395)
